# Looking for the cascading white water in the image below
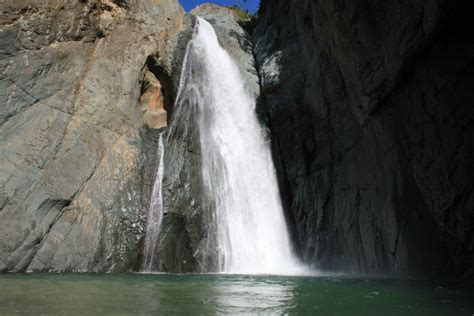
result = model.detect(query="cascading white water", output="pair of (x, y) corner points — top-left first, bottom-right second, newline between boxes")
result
(173, 17), (306, 275)
(142, 133), (165, 272)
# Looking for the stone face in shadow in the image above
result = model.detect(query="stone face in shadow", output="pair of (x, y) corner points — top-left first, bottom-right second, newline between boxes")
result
(254, 0), (474, 277)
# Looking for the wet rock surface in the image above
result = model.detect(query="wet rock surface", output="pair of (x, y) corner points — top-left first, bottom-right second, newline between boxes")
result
(0, 0), (185, 272)
(254, 0), (474, 277)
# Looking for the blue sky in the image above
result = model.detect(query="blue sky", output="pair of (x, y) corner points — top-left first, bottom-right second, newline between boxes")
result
(179, 0), (260, 13)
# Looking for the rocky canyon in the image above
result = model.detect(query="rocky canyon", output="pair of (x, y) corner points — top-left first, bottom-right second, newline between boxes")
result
(0, 0), (472, 279)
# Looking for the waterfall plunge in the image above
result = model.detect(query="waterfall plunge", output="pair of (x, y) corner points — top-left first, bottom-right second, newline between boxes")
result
(143, 17), (307, 275)
(172, 17), (305, 275)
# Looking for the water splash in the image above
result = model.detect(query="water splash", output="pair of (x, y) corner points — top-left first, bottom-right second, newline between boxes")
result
(142, 133), (165, 272)
(172, 17), (306, 275)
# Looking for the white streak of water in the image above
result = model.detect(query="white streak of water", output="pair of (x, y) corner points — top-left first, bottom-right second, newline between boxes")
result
(142, 133), (165, 272)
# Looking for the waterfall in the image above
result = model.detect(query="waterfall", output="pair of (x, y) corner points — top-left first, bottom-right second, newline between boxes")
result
(142, 133), (165, 272)
(169, 17), (306, 275)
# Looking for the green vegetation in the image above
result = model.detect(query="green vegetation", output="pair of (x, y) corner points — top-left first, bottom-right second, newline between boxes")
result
(226, 5), (255, 22)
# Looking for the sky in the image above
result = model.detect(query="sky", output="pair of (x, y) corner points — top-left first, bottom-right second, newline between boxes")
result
(179, 0), (260, 13)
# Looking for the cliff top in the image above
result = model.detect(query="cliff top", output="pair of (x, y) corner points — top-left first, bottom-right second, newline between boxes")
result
(191, 3), (254, 22)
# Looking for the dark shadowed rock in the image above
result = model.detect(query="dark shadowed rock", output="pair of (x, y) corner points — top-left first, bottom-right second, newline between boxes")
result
(254, 0), (474, 277)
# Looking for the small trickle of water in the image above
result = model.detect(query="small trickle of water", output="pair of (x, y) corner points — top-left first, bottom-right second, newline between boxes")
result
(142, 133), (165, 272)
(171, 17), (307, 275)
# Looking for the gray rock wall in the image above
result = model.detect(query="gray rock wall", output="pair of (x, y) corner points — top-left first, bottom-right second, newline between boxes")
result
(0, 0), (186, 272)
(254, 0), (473, 277)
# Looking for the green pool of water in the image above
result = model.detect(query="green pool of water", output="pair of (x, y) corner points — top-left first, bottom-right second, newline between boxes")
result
(0, 274), (472, 315)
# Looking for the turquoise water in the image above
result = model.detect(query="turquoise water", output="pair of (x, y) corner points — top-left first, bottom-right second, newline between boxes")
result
(0, 274), (472, 315)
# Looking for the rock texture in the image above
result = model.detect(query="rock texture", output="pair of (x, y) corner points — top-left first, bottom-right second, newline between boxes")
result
(0, 0), (185, 272)
(254, 0), (474, 277)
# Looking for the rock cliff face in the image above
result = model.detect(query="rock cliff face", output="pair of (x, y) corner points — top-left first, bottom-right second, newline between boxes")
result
(0, 0), (186, 272)
(254, 0), (473, 277)
(0, 0), (262, 274)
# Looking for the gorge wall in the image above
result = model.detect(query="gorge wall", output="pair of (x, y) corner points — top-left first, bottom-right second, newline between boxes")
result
(0, 0), (186, 272)
(254, 0), (473, 277)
